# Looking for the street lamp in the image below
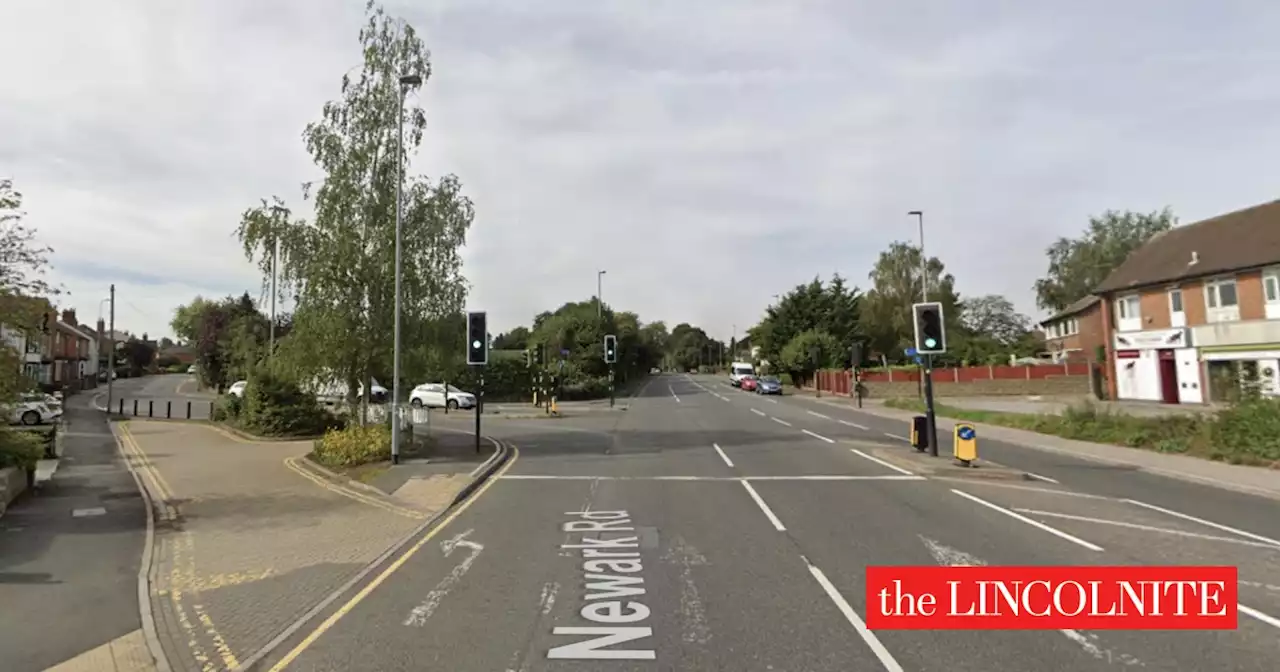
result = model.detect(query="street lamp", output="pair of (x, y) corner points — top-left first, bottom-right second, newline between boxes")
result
(907, 210), (926, 302)
(597, 270), (607, 320)
(391, 71), (422, 466)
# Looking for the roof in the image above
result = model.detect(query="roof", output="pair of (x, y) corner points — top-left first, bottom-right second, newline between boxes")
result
(1039, 295), (1100, 326)
(54, 321), (91, 340)
(1095, 199), (1280, 294)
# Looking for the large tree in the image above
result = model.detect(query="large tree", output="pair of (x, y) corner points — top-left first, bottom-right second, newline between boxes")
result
(859, 242), (960, 363)
(1034, 208), (1176, 312)
(750, 274), (862, 368)
(951, 294), (1040, 364)
(0, 178), (59, 402)
(235, 2), (473, 405)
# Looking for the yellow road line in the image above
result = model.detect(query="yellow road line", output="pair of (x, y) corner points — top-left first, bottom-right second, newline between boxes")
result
(283, 456), (424, 519)
(267, 444), (520, 672)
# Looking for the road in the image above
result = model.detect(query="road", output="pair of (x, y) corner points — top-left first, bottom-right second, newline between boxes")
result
(257, 373), (1280, 672)
(97, 373), (217, 419)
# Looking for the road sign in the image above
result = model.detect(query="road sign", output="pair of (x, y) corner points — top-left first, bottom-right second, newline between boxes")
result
(905, 347), (917, 356)
(954, 423), (977, 465)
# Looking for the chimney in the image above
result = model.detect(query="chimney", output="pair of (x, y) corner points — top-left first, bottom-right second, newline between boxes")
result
(61, 309), (78, 327)
(1189, 250), (1199, 266)
(97, 317), (105, 334)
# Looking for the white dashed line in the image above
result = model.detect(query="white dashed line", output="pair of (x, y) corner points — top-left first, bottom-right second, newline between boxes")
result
(1122, 499), (1280, 548)
(952, 489), (1104, 552)
(669, 386), (681, 403)
(1025, 472), (1060, 484)
(802, 429), (835, 444)
(771, 417), (793, 427)
(807, 411), (831, 420)
(803, 558), (905, 672)
(750, 408), (767, 417)
(839, 419), (869, 430)
(765, 398), (778, 404)
(849, 448), (915, 476)
(883, 433), (909, 442)
(1240, 604), (1280, 631)
(741, 481), (786, 531)
(712, 443), (734, 468)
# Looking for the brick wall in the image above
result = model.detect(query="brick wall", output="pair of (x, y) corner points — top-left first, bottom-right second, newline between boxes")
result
(811, 363), (1093, 398)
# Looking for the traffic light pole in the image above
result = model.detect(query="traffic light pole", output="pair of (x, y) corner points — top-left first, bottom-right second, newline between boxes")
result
(923, 354), (939, 457)
(475, 374), (483, 454)
(609, 363), (615, 408)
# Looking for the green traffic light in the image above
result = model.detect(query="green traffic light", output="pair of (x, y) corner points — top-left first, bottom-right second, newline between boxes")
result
(925, 338), (937, 348)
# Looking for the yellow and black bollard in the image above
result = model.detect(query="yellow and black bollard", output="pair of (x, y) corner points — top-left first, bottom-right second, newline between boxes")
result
(953, 422), (978, 467)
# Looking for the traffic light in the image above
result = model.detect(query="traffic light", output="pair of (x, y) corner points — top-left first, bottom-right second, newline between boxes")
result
(534, 345), (544, 366)
(466, 311), (488, 365)
(912, 302), (947, 355)
(604, 334), (617, 364)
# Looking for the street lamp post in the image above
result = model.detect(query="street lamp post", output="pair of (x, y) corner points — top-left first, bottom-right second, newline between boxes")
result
(391, 72), (422, 466)
(907, 209), (939, 457)
(597, 270), (607, 320)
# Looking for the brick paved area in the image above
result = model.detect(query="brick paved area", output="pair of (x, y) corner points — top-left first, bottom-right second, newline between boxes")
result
(117, 421), (457, 672)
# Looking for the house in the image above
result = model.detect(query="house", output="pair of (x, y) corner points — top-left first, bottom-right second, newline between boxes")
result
(52, 310), (93, 389)
(155, 344), (197, 366)
(1038, 295), (1105, 364)
(1094, 199), (1280, 404)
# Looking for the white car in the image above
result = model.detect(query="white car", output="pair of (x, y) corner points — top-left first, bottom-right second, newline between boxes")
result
(8, 394), (61, 426)
(409, 383), (476, 410)
(227, 380), (248, 398)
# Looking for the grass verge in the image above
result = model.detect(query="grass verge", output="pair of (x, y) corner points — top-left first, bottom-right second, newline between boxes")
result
(883, 397), (1280, 468)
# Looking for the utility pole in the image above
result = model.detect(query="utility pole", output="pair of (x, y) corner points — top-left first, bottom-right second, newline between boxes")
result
(391, 72), (423, 465)
(106, 284), (116, 413)
(597, 269), (606, 320)
(909, 210), (939, 456)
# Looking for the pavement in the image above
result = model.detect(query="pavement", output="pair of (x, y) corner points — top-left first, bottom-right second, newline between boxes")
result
(931, 394), (1225, 417)
(241, 372), (1280, 671)
(0, 393), (150, 672)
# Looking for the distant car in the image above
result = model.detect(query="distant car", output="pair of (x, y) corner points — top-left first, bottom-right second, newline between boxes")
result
(650, 367), (661, 375)
(227, 380), (248, 398)
(739, 375), (758, 392)
(755, 376), (782, 395)
(8, 394), (61, 426)
(409, 383), (476, 410)
(729, 362), (755, 387)
(187, 365), (197, 374)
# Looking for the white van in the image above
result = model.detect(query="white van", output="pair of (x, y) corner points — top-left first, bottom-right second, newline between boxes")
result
(729, 361), (755, 387)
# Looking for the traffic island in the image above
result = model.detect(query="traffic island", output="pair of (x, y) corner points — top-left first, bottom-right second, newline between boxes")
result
(858, 443), (1035, 481)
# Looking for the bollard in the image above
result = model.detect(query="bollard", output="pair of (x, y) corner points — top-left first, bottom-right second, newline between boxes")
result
(118, 398), (124, 415)
(209, 401), (214, 418)
(910, 415), (929, 452)
(148, 400), (154, 418)
(953, 423), (978, 467)
(166, 400), (172, 419)
(186, 401), (192, 419)
(133, 399), (138, 416)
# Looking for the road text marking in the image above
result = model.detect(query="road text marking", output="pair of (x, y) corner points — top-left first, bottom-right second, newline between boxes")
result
(712, 443), (734, 468)
(550, 511), (655, 660)
(803, 558), (904, 671)
(952, 489), (1103, 552)
(740, 482), (785, 531)
(1123, 499), (1280, 548)
(802, 429), (835, 444)
(849, 449), (915, 476)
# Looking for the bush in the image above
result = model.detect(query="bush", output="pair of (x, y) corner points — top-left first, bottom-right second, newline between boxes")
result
(311, 424), (391, 468)
(0, 430), (45, 471)
(1210, 398), (1280, 465)
(235, 367), (342, 437)
(559, 376), (611, 401)
(211, 394), (242, 422)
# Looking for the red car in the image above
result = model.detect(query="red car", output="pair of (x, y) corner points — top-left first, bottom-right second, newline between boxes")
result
(739, 375), (758, 392)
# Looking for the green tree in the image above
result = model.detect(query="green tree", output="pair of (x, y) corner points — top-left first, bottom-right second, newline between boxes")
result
(0, 178), (59, 402)
(860, 242), (960, 363)
(750, 275), (862, 368)
(235, 2), (473, 409)
(491, 326), (530, 350)
(1034, 208), (1176, 312)
(170, 296), (217, 344)
(779, 329), (841, 379)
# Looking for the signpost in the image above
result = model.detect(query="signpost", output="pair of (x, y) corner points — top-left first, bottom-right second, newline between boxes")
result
(466, 311), (488, 454)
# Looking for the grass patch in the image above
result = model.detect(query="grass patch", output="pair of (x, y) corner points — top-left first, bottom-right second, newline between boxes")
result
(883, 397), (1280, 468)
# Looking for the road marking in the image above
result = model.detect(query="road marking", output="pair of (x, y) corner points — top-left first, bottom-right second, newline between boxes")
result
(1122, 499), (1280, 548)
(1240, 580), (1280, 592)
(951, 489), (1104, 552)
(839, 419), (868, 430)
(284, 456), (424, 519)
(404, 530), (485, 626)
(1240, 604), (1280, 630)
(740, 481), (785, 530)
(712, 443), (734, 468)
(1010, 508), (1280, 550)
(669, 385), (681, 403)
(883, 433), (909, 442)
(765, 398), (778, 404)
(72, 507), (107, 517)
(501, 474), (924, 482)
(936, 479), (1115, 500)
(849, 448), (915, 476)
(803, 558), (904, 672)
(807, 410), (830, 420)
(770, 417), (792, 427)
(750, 408), (767, 417)
(1024, 472), (1060, 484)
(266, 445), (520, 672)
(802, 429), (835, 444)
(718, 394), (730, 402)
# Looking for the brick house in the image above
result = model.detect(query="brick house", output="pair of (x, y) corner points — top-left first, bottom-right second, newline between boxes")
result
(51, 310), (93, 389)
(1038, 295), (1105, 364)
(1094, 199), (1280, 404)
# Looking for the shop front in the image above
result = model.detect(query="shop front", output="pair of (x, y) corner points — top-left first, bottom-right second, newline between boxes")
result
(1112, 328), (1199, 404)
(1199, 343), (1280, 401)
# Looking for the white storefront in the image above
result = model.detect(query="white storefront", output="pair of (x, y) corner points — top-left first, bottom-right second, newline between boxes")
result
(1113, 327), (1201, 404)
(1193, 318), (1280, 399)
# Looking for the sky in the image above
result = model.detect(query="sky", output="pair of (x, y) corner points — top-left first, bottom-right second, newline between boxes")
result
(3, 0), (1280, 342)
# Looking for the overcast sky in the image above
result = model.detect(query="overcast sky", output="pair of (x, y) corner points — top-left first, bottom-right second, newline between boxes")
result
(3, 1), (1279, 341)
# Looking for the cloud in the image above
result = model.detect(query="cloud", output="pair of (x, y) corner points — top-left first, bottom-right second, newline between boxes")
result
(3, 0), (1280, 341)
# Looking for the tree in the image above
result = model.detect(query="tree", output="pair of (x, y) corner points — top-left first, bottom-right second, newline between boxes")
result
(491, 327), (530, 351)
(170, 296), (217, 344)
(779, 329), (842, 379)
(0, 178), (59, 403)
(959, 295), (1031, 346)
(750, 275), (862, 368)
(860, 242), (960, 363)
(235, 2), (473, 409)
(121, 338), (155, 372)
(1034, 208), (1176, 312)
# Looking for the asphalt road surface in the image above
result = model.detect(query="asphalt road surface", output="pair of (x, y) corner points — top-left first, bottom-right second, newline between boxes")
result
(259, 373), (1280, 672)
(98, 373), (216, 419)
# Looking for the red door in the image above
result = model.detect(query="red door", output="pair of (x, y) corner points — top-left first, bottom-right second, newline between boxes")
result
(1158, 349), (1179, 404)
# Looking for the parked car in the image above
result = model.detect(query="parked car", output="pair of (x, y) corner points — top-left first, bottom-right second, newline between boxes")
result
(755, 375), (782, 395)
(739, 375), (758, 392)
(8, 394), (62, 426)
(227, 380), (248, 398)
(409, 383), (477, 410)
(187, 364), (197, 374)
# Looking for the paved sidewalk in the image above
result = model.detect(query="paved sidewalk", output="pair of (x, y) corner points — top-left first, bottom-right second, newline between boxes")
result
(794, 393), (1280, 499)
(116, 421), (465, 672)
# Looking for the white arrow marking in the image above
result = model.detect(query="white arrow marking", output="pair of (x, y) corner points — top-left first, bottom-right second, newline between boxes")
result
(404, 529), (485, 626)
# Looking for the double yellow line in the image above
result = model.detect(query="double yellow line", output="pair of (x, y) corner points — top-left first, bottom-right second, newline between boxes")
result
(118, 422), (178, 521)
(282, 456), (425, 520)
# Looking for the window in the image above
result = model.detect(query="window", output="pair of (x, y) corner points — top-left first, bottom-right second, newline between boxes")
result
(1116, 295), (1139, 318)
(1265, 272), (1279, 303)
(1205, 278), (1238, 308)
(1169, 289), (1183, 313)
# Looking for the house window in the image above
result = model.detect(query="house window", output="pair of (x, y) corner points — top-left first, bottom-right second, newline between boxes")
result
(1115, 294), (1141, 331)
(1204, 277), (1240, 323)
(1265, 271), (1279, 303)
(1169, 289), (1183, 313)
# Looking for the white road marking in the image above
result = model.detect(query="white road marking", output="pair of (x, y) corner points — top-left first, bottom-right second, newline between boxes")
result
(740, 482), (786, 531)
(939, 480), (1116, 500)
(539, 581), (560, 615)
(1240, 580), (1280, 592)
(716, 394), (730, 402)
(802, 558), (904, 672)
(748, 475), (925, 481)
(661, 538), (710, 645)
(850, 449), (915, 476)
(883, 433), (909, 442)
(951, 489), (1104, 552)
(71, 507), (107, 517)
(1239, 604), (1280, 631)
(920, 536), (985, 567)
(1025, 472), (1060, 484)
(1059, 629), (1143, 666)
(765, 398), (778, 404)
(501, 474), (925, 481)
(807, 411), (831, 420)
(802, 429), (835, 444)
(839, 419), (868, 430)
(771, 417), (792, 427)
(669, 386), (681, 403)
(404, 530), (485, 626)
(1011, 509), (1280, 549)
(1123, 499), (1280, 549)
(712, 443), (734, 468)
(750, 408), (767, 417)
